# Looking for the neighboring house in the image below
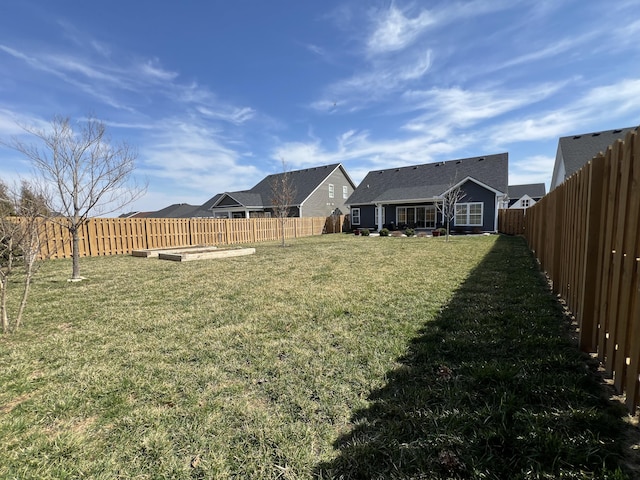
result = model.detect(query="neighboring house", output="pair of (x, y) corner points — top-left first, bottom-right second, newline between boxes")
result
(146, 203), (213, 218)
(550, 126), (638, 191)
(507, 183), (546, 209)
(204, 163), (356, 218)
(346, 153), (508, 233)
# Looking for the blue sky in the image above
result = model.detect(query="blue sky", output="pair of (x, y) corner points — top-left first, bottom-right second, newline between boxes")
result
(1, 1), (639, 214)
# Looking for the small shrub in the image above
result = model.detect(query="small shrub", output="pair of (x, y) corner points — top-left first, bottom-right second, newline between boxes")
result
(360, 228), (370, 236)
(379, 228), (389, 237)
(404, 228), (415, 237)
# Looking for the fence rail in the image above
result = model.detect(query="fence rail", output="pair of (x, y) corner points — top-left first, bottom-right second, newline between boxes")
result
(36, 215), (348, 260)
(524, 129), (640, 412)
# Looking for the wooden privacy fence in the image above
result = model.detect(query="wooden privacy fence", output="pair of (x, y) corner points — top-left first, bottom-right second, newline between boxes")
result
(37, 216), (341, 259)
(524, 129), (640, 412)
(498, 209), (526, 235)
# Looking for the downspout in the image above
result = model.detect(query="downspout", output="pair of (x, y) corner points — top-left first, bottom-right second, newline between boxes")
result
(493, 196), (500, 233)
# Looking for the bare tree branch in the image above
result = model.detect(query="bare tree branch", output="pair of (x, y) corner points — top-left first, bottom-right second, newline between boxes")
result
(270, 160), (297, 247)
(0, 180), (51, 333)
(6, 115), (147, 280)
(436, 184), (466, 242)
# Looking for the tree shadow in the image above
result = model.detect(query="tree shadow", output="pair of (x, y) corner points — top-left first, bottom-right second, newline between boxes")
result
(316, 235), (634, 479)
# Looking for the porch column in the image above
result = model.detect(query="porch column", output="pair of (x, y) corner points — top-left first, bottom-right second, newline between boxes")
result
(245, 210), (250, 219)
(376, 203), (383, 231)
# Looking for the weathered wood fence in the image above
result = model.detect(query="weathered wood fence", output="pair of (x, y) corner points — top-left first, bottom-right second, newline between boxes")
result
(36, 215), (348, 259)
(524, 129), (640, 412)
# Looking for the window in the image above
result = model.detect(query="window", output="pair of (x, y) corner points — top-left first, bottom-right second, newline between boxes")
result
(343, 185), (348, 199)
(396, 206), (436, 228)
(351, 207), (360, 225)
(521, 199), (530, 208)
(455, 202), (483, 226)
(328, 184), (334, 198)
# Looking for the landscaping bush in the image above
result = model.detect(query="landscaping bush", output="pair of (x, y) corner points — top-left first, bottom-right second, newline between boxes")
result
(379, 228), (389, 237)
(359, 228), (370, 236)
(404, 228), (415, 237)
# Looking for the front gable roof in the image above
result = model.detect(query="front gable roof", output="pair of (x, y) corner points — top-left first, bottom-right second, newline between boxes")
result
(211, 191), (264, 209)
(347, 153), (508, 205)
(207, 163), (355, 210)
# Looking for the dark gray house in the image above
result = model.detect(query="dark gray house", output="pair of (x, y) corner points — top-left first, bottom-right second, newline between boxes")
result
(346, 154), (508, 233)
(550, 126), (638, 191)
(205, 163), (356, 218)
(507, 183), (546, 209)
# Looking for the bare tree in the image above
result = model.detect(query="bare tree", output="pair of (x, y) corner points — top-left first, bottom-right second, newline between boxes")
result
(8, 116), (146, 280)
(0, 180), (49, 333)
(435, 184), (466, 242)
(270, 160), (297, 247)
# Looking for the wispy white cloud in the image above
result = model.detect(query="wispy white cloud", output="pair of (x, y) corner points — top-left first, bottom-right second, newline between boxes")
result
(272, 126), (467, 184)
(401, 81), (567, 134)
(487, 78), (640, 144)
(509, 155), (555, 188)
(310, 49), (432, 111)
(366, 5), (435, 55)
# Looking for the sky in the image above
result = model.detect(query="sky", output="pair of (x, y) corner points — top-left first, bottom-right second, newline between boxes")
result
(1, 1), (639, 215)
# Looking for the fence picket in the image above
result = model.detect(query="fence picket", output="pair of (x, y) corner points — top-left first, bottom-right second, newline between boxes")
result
(520, 129), (640, 413)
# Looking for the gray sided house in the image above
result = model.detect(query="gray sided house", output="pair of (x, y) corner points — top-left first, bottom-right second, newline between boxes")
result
(205, 163), (356, 218)
(550, 126), (638, 191)
(507, 183), (546, 209)
(346, 154), (508, 233)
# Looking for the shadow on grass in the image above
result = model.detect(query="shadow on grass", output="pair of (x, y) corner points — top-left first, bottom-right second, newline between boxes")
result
(316, 235), (634, 479)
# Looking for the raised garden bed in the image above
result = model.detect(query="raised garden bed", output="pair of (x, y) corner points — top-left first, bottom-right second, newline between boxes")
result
(158, 247), (255, 262)
(132, 245), (214, 258)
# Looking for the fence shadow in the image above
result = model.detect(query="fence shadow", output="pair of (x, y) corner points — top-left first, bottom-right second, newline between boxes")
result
(315, 235), (635, 479)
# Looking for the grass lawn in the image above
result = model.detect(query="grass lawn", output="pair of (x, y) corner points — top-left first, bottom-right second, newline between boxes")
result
(0, 234), (637, 479)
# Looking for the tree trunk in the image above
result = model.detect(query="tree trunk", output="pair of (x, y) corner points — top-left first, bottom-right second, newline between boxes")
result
(1, 277), (8, 333)
(71, 227), (81, 279)
(15, 249), (37, 329)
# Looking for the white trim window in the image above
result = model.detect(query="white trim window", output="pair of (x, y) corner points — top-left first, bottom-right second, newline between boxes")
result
(328, 184), (335, 198)
(343, 185), (348, 199)
(455, 202), (483, 226)
(351, 207), (361, 225)
(396, 206), (436, 229)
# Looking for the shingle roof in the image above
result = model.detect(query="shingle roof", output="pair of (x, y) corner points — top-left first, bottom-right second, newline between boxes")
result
(200, 193), (222, 211)
(205, 163), (353, 209)
(508, 183), (546, 200)
(148, 203), (211, 218)
(346, 153), (508, 205)
(249, 163), (345, 207)
(554, 126), (638, 182)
